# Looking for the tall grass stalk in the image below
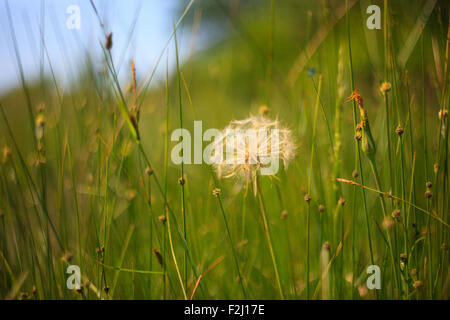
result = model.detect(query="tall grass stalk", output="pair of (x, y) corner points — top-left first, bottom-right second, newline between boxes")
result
(345, 0), (376, 299)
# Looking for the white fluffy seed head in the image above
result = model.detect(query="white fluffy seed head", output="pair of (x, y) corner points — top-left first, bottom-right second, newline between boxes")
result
(210, 115), (296, 183)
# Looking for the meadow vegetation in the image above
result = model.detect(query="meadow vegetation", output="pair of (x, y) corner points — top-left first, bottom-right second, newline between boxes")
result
(0, 0), (449, 299)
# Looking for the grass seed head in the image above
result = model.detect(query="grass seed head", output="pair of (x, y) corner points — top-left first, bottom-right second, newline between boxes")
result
(145, 167), (153, 176)
(392, 209), (401, 221)
(304, 194), (311, 202)
(281, 210), (288, 219)
(395, 125), (404, 136)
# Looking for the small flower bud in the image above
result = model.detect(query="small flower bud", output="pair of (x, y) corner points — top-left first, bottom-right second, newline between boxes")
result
(338, 198), (346, 207)
(441, 243), (448, 251)
(304, 194), (311, 202)
(212, 188), (221, 196)
(318, 205), (325, 212)
(178, 177), (185, 185)
(425, 190), (432, 199)
(426, 181), (432, 188)
(395, 125), (404, 136)
(352, 170), (359, 178)
(323, 241), (331, 251)
(281, 210), (288, 219)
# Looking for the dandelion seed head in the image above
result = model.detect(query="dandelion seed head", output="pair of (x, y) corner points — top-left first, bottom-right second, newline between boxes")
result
(210, 115), (296, 184)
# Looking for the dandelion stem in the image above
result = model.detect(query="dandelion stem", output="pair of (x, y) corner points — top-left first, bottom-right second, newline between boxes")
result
(256, 177), (284, 299)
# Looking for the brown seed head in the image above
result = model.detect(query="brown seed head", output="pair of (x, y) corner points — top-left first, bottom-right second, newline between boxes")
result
(426, 181), (432, 188)
(425, 190), (432, 199)
(395, 125), (404, 136)
(281, 210), (288, 219)
(212, 188), (221, 197)
(105, 32), (113, 50)
(413, 280), (422, 289)
(304, 194), (311, 202)
(441, 243), (448, 251)
(178, 177), (185, 185)
(352, 170), (359, 179)
(145, 167), (153, 176)
(259, 105), (269, 116)
(323, 241), (331, 251)
(318, 205), (325, 212)
(338, 198), (346, 207)
(103, 285), (110, 294)
(392, 209), (401, 221)
(411, 269), (418, 276)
